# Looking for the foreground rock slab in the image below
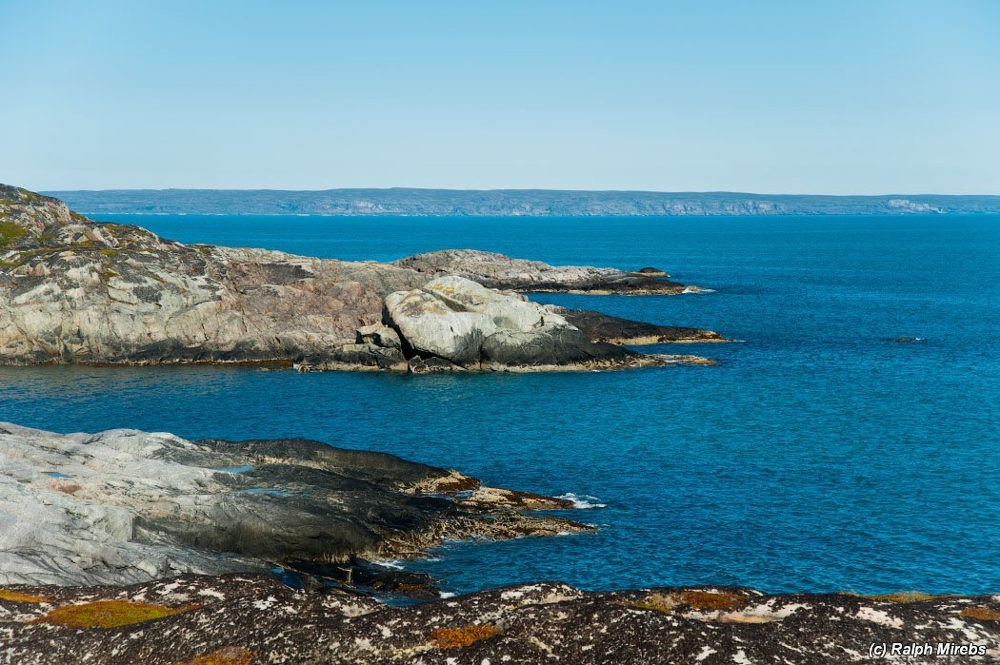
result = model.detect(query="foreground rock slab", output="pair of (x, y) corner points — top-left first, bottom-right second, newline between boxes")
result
(1, 575), (998, 664)
(0, 423), (587, 588)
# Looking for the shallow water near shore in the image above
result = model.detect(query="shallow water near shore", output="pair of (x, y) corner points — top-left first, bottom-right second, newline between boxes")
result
(2, 213), (999, 597)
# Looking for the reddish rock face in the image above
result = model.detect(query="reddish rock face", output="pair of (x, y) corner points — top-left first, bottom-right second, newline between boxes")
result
(0, 185), (719, 369)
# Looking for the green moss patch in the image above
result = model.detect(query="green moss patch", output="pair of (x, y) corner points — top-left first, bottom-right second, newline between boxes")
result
(865, 591), (938, 603)
(0, 590), (49, 604)
(32, 599), (198, 629)
(0, 222), (27, 248)
(633, 590), (750, 614)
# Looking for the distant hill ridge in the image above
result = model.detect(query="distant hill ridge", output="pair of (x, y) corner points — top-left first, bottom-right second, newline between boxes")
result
(42, 188), (1000, 216)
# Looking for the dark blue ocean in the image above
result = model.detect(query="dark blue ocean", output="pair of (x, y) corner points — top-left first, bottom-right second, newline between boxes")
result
(2, 214), (999, 597)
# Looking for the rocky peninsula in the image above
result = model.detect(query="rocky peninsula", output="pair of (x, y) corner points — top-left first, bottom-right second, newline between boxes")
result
(0, 422), (586, 590)
(0, 185), (721, 371)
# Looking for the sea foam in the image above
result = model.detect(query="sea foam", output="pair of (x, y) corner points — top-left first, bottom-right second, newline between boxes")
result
(557, 493), (607, 509)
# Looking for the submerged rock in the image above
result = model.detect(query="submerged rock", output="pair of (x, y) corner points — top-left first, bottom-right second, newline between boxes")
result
(2, 575), (998, 664)
(0, 422), (586, 588)
(0, 185), (721, 369)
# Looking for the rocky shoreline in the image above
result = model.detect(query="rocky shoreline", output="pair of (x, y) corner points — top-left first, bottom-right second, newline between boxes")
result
(0, 423), (589, 591)
(0, 185), (724, 372)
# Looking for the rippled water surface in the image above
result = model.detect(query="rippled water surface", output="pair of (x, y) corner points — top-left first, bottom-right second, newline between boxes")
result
(3, 214), (998, 596)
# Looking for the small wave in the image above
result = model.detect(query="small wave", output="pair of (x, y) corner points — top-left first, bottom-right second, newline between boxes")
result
(376, 560), (405, 570)
(439, 591), (457, 599)
(557, 493), (607, 509)
(682, 286), (716, 294)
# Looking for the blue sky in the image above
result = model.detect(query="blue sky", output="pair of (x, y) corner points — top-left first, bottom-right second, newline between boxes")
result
(2, 1), (998, 193)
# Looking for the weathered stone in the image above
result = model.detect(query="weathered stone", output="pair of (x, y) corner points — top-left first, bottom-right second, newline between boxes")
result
(384, 276), (637, 369)
(407, 355), (465, 374)
(0, 422), (590, 588)
(355, 323), (401, 349)
(324, 343), (406, 370)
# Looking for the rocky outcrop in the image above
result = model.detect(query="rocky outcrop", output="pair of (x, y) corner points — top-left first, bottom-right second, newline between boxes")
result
(0, 422), (586, 589)
(0, 185), (720, 368)
(394, 249), (688, 294)
(2, 575), (999, 664)
(0, 185), (420, 365)
(380, 276), (636, 370)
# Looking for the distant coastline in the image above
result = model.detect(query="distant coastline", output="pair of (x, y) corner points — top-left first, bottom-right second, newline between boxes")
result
(42, 188), (1000, 217)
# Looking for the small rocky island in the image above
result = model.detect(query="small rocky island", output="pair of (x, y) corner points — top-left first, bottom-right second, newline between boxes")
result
(0, 184), (723, 371)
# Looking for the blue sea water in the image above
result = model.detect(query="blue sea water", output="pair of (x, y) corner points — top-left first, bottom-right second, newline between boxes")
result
(2, 213), (998, 597)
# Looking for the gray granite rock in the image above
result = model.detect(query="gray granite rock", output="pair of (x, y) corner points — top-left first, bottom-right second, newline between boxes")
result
(382, 276), (658, 370)
(0, 422), (585, 588)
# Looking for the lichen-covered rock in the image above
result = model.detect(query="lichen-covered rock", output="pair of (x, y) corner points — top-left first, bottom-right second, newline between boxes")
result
(0, 422), (588, 588)
(2, 575), (998, 664)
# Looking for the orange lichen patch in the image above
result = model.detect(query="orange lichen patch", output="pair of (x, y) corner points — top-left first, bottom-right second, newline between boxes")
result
(961, 607), (1000, 621)
(866, 592), (937, 603)
(32, 600), (200, 629)
(678, 590), (749, 611)
(633, 590), (749, 614)
(51, 482), (82, 495)
(174, 646), (256, 665)
(0, 590), (49, 604)
(430, 624), (502, 649)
